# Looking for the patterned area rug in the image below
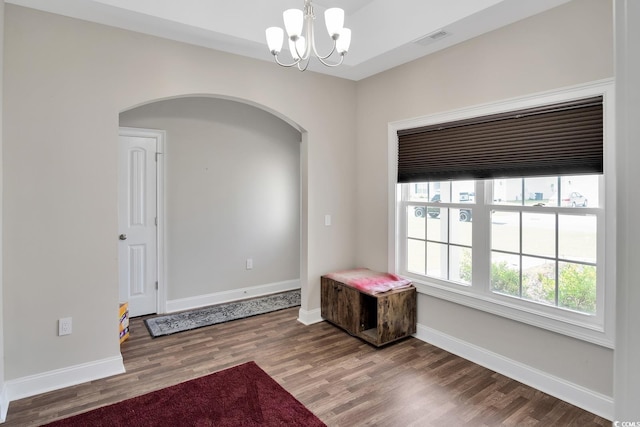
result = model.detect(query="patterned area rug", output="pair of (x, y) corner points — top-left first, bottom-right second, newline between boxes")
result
(144, 290), (301, 338)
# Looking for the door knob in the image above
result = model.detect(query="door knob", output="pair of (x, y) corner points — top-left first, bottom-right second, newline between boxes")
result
(119, 234), (127, 241)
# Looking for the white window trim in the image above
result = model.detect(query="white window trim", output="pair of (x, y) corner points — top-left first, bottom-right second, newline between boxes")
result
(387, 79), (615, 348)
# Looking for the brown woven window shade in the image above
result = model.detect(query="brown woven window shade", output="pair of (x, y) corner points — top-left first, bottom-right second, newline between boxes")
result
(397, 96), (603, 183)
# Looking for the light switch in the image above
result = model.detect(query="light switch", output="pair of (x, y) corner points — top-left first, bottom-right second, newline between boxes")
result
(325, 214), (332, 226)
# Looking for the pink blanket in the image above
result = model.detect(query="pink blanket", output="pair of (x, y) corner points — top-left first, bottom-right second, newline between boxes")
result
(324, 268), (412, 295)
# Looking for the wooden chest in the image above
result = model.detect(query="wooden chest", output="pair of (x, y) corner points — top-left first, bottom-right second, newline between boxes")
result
(321, 274), (417, 347)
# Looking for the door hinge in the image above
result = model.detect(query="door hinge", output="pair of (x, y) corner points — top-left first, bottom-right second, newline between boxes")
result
(155, 281), (159, 290)
(155, 217), (158, 226)
(155, 152), (161, 162)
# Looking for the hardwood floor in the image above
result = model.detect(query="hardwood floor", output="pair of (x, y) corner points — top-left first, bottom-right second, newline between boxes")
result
(4, 307), (610, 426)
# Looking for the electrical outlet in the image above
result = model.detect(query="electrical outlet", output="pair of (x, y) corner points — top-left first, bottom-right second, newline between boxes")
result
(59, 317), (72, 336)
(246, 258), (253, 270)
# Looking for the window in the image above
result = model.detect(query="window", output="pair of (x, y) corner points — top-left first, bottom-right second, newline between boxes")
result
(391, 81), (614, 346)
(403, 175), (600, 312)
(406, 181), (474, 284)
(490, 176), (599, 314)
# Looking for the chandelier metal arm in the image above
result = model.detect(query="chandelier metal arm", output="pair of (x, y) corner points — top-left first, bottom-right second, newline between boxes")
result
(273, 52), (312, 72)
(296, 58), (311, 72)
(298, 7), (344, 68)
(273, 54), (302, 68)
(315, 53), (345, 68)
(272, 48), (313, 71)
(309, 35), (342, 64)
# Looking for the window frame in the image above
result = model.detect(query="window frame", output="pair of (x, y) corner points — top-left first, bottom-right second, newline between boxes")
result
(387, 80), (615, 347)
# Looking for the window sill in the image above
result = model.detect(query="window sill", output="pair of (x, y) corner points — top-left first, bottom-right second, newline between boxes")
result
(410, 277), (613, 348)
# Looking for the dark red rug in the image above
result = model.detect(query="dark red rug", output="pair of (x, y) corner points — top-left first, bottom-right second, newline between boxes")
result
(44, 361), (325, 426)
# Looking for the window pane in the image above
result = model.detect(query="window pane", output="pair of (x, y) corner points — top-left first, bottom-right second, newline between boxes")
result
(450, 246), (471, 285)
(524, 176), (556, 206)
(427, 208), (448, 242)
(558, 262), (596, 314)
(457, 207), (473, 224)
(408, 182), (447, 203)
(548, 175), (598, 208)
(522, 256), (555, 306)
(492, 178), (522, 205)
(522, 212), (556, 258)
(450, 209), (472, 246)
(425, 205), (441, 220)
(407, 206), (425, 239)
(452, 180), (476, 203)
(407, 239), (425, 275)
(560, 175), (598, 208)
(426, 242), (448, 279)
(408, 183), (429, 202)
(439, 182), (451, 203)
(491, 211), (520, 253)
(491, 252), (520, 297)
(559, 214), (597, 263)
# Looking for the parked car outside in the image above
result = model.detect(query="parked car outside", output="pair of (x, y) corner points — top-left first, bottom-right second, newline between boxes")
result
(548, 191), (588, 207)
(564, 191), (588, 207)
(414, 193), (472, 222)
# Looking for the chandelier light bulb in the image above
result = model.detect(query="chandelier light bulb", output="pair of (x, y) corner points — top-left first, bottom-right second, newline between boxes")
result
(266, 27), (284, 54)
(336, 28), (352, 54)
(289, 36), (306, 60)
(324, 8), (345, 38)
(283, 9), (304, 39)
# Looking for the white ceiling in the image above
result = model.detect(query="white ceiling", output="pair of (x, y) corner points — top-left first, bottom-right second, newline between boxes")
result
(7, 0), (571, 81)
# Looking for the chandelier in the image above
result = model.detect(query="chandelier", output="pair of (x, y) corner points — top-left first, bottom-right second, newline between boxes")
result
(265, 0), (352, 71)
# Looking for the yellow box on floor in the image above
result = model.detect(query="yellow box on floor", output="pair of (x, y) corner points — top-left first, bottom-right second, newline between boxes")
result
(119, 302), (130, 343)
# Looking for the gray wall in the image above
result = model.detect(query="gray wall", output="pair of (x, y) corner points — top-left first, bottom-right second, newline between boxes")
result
(120, 97), (301, 301)
(3, 4), (356, 380)
(355, 0), (614, 397)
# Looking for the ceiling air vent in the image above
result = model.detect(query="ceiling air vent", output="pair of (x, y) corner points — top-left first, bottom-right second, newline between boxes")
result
(413, 30), (451, 46)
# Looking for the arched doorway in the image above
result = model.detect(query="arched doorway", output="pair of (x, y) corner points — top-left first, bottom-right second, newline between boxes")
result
(119, 96), (304, 317)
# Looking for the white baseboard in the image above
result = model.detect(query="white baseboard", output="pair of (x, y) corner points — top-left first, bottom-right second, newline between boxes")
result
(165, 280), (301, 313)
(414, 324), (614, 421)
(5, 356), (125, 405)
(297, 307), (323, 325)
(0, 382), (8, 423)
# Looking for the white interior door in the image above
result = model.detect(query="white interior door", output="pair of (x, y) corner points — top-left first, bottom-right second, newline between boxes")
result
(118, 130), (158, 317)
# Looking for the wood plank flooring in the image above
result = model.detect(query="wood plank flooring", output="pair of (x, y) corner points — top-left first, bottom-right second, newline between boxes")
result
(4, 307), (611, 426)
